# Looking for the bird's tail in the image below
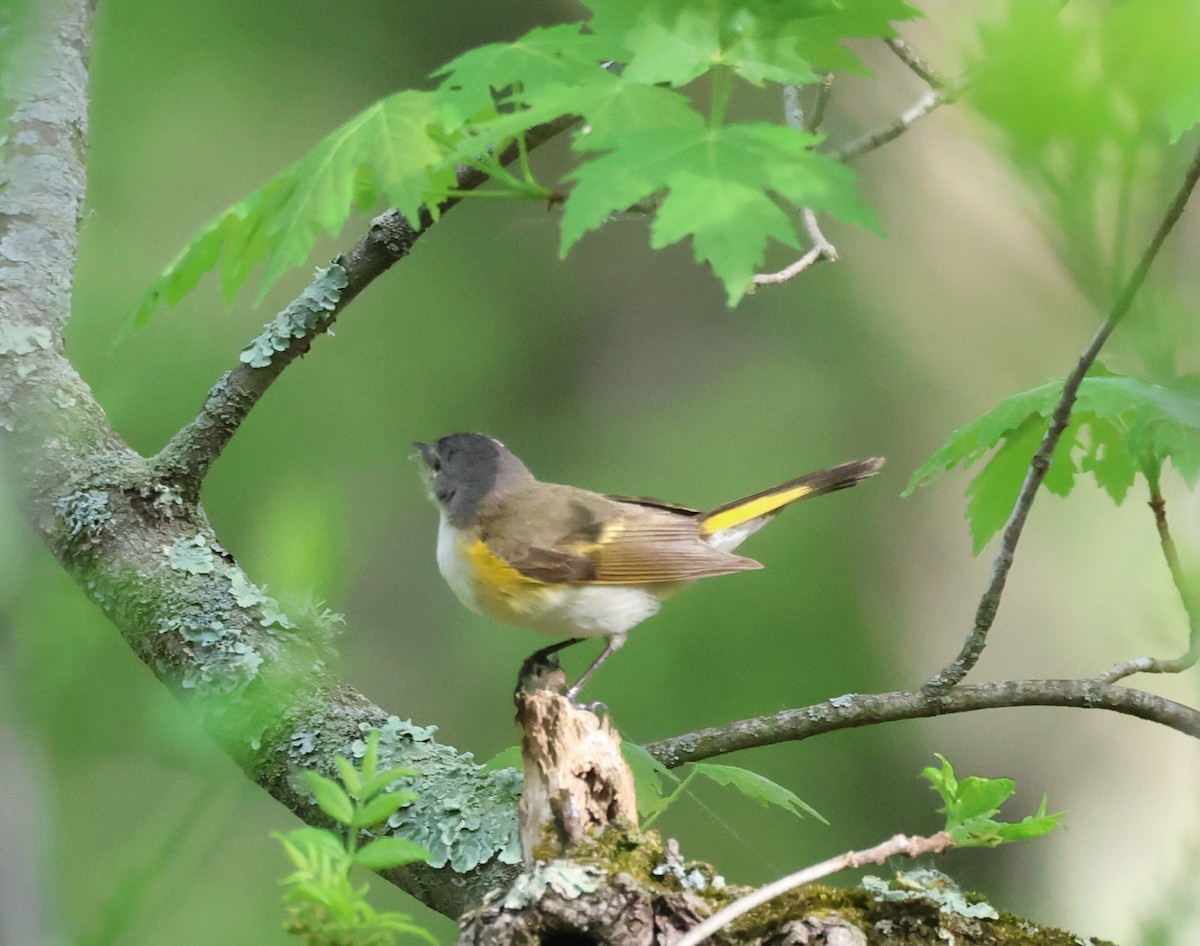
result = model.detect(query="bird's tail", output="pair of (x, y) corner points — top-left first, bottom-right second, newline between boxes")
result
(699, 457), (885, 548)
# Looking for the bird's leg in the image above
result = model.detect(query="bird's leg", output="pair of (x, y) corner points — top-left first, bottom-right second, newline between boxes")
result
(565, 633), (627, 702)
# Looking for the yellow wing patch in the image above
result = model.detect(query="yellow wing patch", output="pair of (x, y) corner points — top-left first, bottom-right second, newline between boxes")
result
(467, 538), (546, 594)
(700, 482), (814, 535)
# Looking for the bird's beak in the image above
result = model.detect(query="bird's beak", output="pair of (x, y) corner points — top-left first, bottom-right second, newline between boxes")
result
(413, 441), (435, 468)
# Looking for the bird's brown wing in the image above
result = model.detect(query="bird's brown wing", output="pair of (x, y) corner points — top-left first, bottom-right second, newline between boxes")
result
(485, 486), (759, 585)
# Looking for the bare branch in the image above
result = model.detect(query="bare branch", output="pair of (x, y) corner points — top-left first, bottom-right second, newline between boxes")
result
(752, 84), (838, 289)
(642, 678), (1200, 768)
(885, 37), (949, 89)
(926, 142), (1200, 691)
(831, 83), (959, 163)
(151, 116), (577, 498)
(674, 831), (955, 946)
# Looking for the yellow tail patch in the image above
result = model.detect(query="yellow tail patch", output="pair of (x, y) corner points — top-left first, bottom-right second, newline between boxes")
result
(700, 482), (815, 535)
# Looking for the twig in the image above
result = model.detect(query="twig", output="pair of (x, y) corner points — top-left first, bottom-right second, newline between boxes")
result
(831, 83), (958, 163)
(151, 116), (577, 497)
(642, 678), (1200, 768)
(673, 832), (955, 946)
(752, 82), (839, 289)
(1095, 479), (1200, 684)
(751, 245), (828, 286)
(925, 142), (1200, 692)
(886, 38), (948, 89)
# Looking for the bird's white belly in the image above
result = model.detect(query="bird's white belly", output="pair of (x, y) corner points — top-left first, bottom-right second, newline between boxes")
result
(517, 583), (664, 638)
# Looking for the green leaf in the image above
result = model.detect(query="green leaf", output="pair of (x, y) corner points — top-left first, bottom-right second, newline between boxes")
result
(588, 0), (919, 82)
(275, 827), (344, 868)
(691, 762), (827, 823)
(922, 754), (1064, 848)
(334, 755), (363, 798)
(359, 765), (419, 800)
(906, 369), (1200, 551)
(353, 836), (431, 871)
(561, 121), (874, 304)
(356, 790), (419, 827)
(481, 745), (523, 772)
(434, 25), (617, 127)
(622, 741), (675, 816)
(130, 91), (453, 325)
(305, 771), (356, 826)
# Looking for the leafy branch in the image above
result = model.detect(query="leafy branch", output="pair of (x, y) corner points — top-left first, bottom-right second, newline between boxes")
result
(277, 731), (435, 945)
(923, 141), (1200, 691)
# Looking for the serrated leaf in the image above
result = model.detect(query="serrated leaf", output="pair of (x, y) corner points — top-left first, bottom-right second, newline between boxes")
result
(588, 0), (919, 82)
(691, 762), (826, 823)
(305, 771), (355, 826)
(953, 776), (1015, 822)
(907, 369), (1200, 551)
(130, 91), (452, 326)
(561, 121), (873, 304)
(354, 836), (431, 871)
(434, 25), (617, 128)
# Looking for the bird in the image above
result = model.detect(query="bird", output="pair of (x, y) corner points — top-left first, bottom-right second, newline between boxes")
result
(415, 432), (883, 699)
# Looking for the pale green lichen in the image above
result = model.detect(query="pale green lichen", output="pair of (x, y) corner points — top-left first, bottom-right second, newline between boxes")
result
(501, 862), (603, 909)
(165, 533), (216, 574)
(228, 569), (297, 629)
(0, 322), (51, 354)
(862, 869), (999, 920)
(342, 717), (523, 871)
(55, 488), (111, 551)
(240, 264), (349, 368)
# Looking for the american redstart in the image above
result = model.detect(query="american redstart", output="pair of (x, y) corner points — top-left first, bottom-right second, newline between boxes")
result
(416, 433), (883, 698)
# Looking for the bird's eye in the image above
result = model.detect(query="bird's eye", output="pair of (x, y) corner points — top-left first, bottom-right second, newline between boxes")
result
(429, 456), (441, 472)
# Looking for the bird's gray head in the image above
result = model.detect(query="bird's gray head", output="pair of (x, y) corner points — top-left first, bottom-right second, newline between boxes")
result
(414, 433), (533, 527)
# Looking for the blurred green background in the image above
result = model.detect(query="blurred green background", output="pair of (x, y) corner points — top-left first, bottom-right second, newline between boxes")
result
(2, 0), (1199, 944)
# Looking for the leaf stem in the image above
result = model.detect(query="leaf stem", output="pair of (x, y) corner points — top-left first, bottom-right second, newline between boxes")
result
(925, 141), (1200, 692)
(640, 768), (697, 830)
(1096, 474), (1200, 682)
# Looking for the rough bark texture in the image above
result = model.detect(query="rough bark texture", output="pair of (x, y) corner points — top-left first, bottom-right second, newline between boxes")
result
(517, 683), (638, 864)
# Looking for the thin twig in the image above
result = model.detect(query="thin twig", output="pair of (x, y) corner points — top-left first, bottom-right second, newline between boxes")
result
(753, 82), (839, 289)
(673, 832), (955, 946)
(805, 73), (834, 133)
(751, 246), (826, 286)
(925, 142), (1200, 692)
(886, 37), (948, 89)
(643, 678), (1200, 768)
(831, 83), (959, 163)
(151, 116), (577, 497)
(1095, 478), (1200, 683)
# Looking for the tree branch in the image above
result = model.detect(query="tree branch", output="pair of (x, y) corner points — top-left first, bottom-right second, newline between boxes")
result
(885, 37), (949, 90)
(1096, 477), (1200, 683)
(150, 116), (576, 499)
(925, 141), (1200, 691)
(673, 831), (955, 946)
(642, 678), (1200, 768)
(1, 2), (550, 918)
